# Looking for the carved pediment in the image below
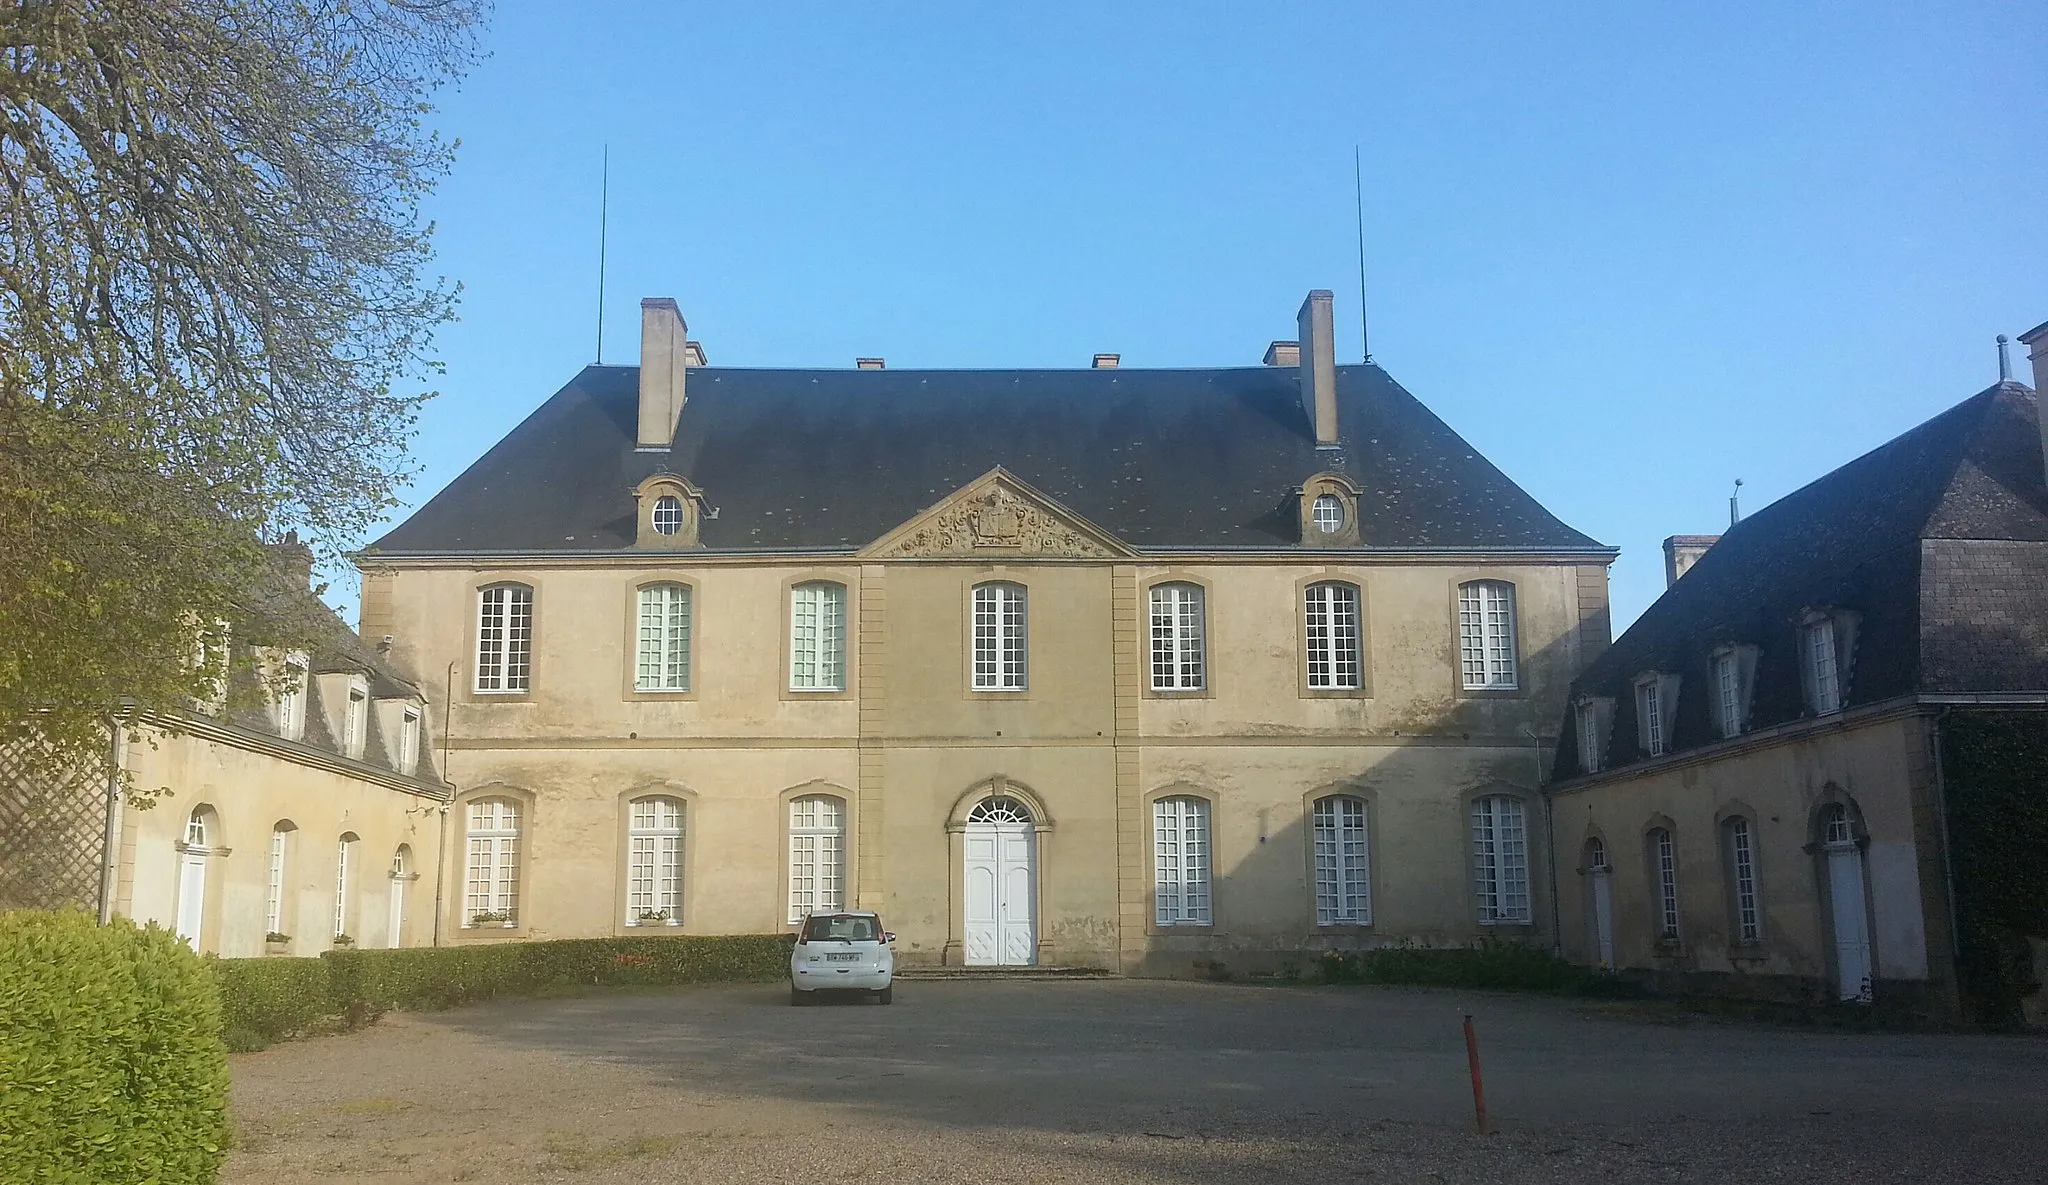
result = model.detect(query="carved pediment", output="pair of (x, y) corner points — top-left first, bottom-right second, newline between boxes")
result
(862, 468), (1133, 560)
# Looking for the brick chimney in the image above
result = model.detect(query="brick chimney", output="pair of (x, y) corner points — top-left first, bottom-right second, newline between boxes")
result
(1263, 340), (1300, 367)
(1091, 354), (1119, 369)
(1663, 535), (1720, 587)
(856, 357), (885, 370)
(1296, 291), (1338, 447)
(637, 298), (688, 449)
(2020, 321), (2048, 491)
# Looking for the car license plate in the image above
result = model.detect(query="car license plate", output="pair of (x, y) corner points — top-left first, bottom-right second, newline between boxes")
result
(827, 952), (859, 962)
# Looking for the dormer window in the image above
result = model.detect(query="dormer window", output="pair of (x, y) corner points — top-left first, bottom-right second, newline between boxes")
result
(1297, 472), (1362, 546)
(1800, 611), (1857, 716)
(398, 708), (421, 775)
(651, 495), (683, 536)
(633, 474), (704, 548)
(344, 680), (368, 759)
(1634, 672), (1679, 757)
(1574, 697), (1614, 774)
(1710, 645), (1760, 738)
(276, 652), (308, 742)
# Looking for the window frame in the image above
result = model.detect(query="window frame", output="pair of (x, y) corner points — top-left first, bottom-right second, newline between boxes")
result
(1648, 825), (1681, 942)
(1301, 579), (1365, 694)
(342, 678), (368, 759)
(1723, 815), (1762, 945)
(1802, 614), (1845, 715)
(1311, 794), (1372, 926)
(1635, 672), (1678, 758)
(275, 652), (308, 742)
(1146, 580), (1208, 693)
(625, 795), (687, 927)
(787, 793), (848, 923)
(632, 581), (695, 694)
(265, 824), (293, 939)
(1151, 794), (1213, 928)
(461, 796), (523, 930)
(1470, 794), (1532, 926)
(970, 581), (1030, 693)
(650, 495), (684, 537)
(1574, 697), (1612, 774)
(1456, 580), (1520, 692)
(473, 582), (535, 695)
(787, 579), (850, 695)
(333, 832), (359, 941)
(398, 708), (421, 775)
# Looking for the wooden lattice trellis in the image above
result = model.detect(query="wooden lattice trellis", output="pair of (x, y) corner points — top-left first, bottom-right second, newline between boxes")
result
(0, 734), (110, 913)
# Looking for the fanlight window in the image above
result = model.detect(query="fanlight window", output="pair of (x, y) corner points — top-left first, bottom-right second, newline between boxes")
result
(651, 495), (683, 536)
(1310, 493), (1345, 534)
(966, 796), (1033, 825)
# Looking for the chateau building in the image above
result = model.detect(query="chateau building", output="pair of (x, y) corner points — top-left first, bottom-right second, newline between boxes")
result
(359, 292), (1615, 974)
(1549, 325), (2048, 1024)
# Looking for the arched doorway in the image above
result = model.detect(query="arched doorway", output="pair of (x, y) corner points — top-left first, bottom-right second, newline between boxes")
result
(963, 796), (1036, 966)
(175, 807), (221, 949)
(1820, 803), (1873, 1002)
(1584, 836), (1614, 970)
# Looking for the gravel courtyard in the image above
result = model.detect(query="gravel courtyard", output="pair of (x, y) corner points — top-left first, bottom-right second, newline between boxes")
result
(223, 979), (2048, 1184)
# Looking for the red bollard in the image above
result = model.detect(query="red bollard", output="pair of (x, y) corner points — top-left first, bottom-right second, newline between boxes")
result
(1462, 1013), (1490, 1135)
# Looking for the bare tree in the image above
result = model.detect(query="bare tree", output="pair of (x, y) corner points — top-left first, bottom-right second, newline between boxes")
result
(0, 0), (487, 795)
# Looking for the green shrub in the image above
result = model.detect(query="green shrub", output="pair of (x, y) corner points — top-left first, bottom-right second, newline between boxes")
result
(1317, 942), (1633, 996)
(0, 910), (230, 1184)
(210, 956), (335, 1051)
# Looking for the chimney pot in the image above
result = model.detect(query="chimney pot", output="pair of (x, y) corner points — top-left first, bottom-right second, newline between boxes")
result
(636, 298), (688, 450)
(1263, 340), (1300, 367)
(1296, 291), (1338, 447)
(1092, 354), (1120, 369)
(1662, 535), (1721, 587)
(856, 357), (886, 370)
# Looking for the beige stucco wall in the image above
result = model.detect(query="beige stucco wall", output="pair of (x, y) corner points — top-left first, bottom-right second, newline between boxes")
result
(1547, 709), (1952, 1000)
(370, 547), (1606, 972)
(116, 724), (445, 958)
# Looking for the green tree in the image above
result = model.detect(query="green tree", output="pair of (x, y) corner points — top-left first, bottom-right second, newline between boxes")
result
(0, 0), (486, 796)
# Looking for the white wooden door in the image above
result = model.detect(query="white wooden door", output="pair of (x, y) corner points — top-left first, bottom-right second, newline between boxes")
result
(175, 853), (206, 948)
(1590, 869), (1615, 970)
(1828, 845), (1873, 1001)
(386, 876), (406, 949)
(962, 819), (1036, 966)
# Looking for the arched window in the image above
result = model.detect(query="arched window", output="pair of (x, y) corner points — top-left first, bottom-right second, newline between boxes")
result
(476, 584), (534, 693)
(265, 822), (296, 938)
(971, 582), (1028, 691)
(1312, 795), (1371, 925)
(464, 798), (521, 927)
(1585, 835), (1608, 872)
(1648, 826), (1680, 940)
(789, 582), (848, 691)
(636, 583), (693, 691)
(334, 832), (360, 942)
(1470, 796), (1530, 924)
(1724, 816), (1760, 943)
(1152, 796), (1212, 926)
(1147, 582), (1206, 691)
(1310, 493), (1346, 535)
(1303, 581), (1362, 689)
(628, 796), (686, 926)
(788, 795), (846, 921)
(1458, 581), (1518, 690)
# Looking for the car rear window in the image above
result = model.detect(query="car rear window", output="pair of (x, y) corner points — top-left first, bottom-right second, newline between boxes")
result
(801, 915), (880, 942)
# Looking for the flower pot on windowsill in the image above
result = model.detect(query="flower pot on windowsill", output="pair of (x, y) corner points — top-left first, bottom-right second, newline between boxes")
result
(331, 934), (356, 949)
(469, 911), (516, 929)
(634, 910), (677, 927)
(264, 934), (291, 955)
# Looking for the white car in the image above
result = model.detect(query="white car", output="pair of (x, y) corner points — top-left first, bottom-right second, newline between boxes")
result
(790, 911), (895, 1004)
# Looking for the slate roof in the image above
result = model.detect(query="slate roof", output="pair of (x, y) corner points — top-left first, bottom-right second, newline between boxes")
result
(1556, 381), (2048, 780)
(369, 363), (1605, 554)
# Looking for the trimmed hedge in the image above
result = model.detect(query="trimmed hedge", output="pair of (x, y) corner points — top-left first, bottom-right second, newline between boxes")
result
(212, 934), (794, 1050)
(1316, 942), (1634, 995)
(0, 910), (230, 1184)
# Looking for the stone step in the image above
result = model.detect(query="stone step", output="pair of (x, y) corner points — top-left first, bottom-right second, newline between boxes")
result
(894, 965), (1115, 981)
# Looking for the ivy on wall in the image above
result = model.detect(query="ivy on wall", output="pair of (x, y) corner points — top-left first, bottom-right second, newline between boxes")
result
(1939, 710), (2048, 1028)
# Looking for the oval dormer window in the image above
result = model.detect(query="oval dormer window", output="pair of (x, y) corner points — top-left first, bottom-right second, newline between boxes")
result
(651, 495), (683, 536)
(1311, 493), (1345, 534)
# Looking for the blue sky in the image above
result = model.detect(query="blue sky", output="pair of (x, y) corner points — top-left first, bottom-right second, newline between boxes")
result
(377, 1), (2046, 632)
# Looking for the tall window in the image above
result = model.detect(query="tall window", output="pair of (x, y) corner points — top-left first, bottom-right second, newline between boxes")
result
(627, 796), (686, 926)
(788, 795), (846, 921)
(343, 684), (367, 758)
(1303, 581), (1362, 690)
(265, 825), (292, 936)
(476, 584), (534, 693)
(276, 653), (307, 741)
(1458, 581), (1518, 690)
(1713, 651), (1742, 738)
(1471, 796), (1530, 924)
(333, 833), (359, 939)
(636, 584), (693, 691)
(1804, 618), (1841, 714)
(972, 582), (1029, 690)
(1726, 817), (1760, 943)
(1575, 700), (1606, 774)
(1650, 826), (1680, 939)
(789, 582), (847, 691)
(398, 709), (421, 775)
(1312, 795), (1371, 925)
(1148, 583), (1206, 691)
(1152, 796), (1212, 925)
(1636, 675), (1671, 757)
(464, 798), (520, 926)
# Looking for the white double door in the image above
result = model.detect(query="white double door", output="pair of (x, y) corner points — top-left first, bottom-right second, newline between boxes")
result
(963, 822), (1036, 966)
(1588, 869), (1615, 970)
(1828, 843), (1874, 1001)
(174, 853), (206, 948)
